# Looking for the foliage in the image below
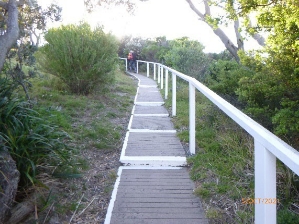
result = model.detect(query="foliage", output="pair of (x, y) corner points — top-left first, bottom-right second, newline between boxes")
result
(205, 59), (254, 101)
(236, 50), (299, 147)
(1, 1), (62, 100)
(17, 1), (62, 47)
(118, 35), (160, 62)
(0, 77), (72, 188)
(36, 22), (118, 95)
(233, 0), (299, 143)
(164, 37), (209, 81)
(141, 36), (170, 63)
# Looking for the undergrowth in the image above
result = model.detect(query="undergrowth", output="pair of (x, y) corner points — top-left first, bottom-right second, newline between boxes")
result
(164, 80), (299, 223)
(1, 68), (136, 223)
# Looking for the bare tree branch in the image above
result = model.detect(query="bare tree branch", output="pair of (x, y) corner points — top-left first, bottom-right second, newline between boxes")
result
(203, 0), (210, 16)
(247, 17), (265, 46)
(234, 20), (244, 50)
(185, 0), (205, 18)
(185, 0), (240, 62)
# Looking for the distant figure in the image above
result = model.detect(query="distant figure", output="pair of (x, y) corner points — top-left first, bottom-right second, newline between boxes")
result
(127, 50), (137, 73)
(127, 50), (132, 71)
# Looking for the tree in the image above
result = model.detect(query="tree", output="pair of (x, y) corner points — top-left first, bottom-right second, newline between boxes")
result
(0, 0), (22, 72)
(0, 1), (61, 221)
(84, 0), (266, 62)
(236, 1), (299, 147)
(1, 0), (61, 102)
(164, 37), (209, 81)
(185, 0), (265, 62)
(141, 36), (170, 63)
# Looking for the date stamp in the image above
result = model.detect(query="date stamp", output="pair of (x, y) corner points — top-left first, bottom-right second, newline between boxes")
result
(242, 198), (279, 205)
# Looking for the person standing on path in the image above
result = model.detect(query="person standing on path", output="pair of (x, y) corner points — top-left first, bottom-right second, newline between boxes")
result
(127, 50), (137, 72)
(127, 51), (133, 71)
(131, 50), (137, 73)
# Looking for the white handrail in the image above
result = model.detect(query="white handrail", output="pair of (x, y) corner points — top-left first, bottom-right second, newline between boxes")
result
(133, 59), (299, 224)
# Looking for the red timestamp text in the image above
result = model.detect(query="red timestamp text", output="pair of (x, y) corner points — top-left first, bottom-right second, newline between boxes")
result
(241, 198), (279, 205)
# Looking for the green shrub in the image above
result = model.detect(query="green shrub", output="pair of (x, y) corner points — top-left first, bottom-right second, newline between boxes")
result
(36, 22), (118, 95)
(164, 37), (209, 81)
(205, 59), (254, 108)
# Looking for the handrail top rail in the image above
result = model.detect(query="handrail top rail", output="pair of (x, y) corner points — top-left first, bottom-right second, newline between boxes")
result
(122, 58), (299, 175)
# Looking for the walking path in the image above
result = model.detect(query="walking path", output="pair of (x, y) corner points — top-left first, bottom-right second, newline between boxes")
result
(104, 72), (208, 224)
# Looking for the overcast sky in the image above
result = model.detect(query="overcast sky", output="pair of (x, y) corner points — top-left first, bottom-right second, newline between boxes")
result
(39, 0), (261, 53)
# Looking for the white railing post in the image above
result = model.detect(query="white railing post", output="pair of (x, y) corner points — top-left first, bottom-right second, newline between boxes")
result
(147, 62), (149, 77)
(189, 82), (196, 155)
(165, 69), (169, 100)
(172, 73), (176, 117)
(136, 61), (139, 74)
(125, 58), (127, 71)
(154, 63), (156, 80)
(161, 66), (164, 90)
(158, 64), (161, 84)
(255, 140), (277, 224)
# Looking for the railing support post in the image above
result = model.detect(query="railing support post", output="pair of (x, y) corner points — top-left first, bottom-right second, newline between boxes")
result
(154, 63), (156, 80)
(165, 69), (169, 100)
(136, 61), (139, 74)
(125, 59), (127, 71)
(161, 66), (164, 90)
(172, 73), (176, 116)
(158, 64), (160, 84)
(254, 140), (276, 224)
(189, 82), (196, 155)
(147, 62), (149, 77)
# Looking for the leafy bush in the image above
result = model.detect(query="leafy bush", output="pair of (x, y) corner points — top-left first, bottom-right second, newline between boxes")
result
(0, 78), (71, 188)
(36, 22), (118, 95)
(206, 60), (254, 96)
(237, 51), (299, 148)
(164, 37), (209, 81)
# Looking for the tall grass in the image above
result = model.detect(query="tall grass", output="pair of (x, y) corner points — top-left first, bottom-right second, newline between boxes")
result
(0, 77), (73, 188)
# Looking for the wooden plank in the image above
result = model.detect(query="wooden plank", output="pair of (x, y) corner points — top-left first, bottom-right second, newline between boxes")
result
(114, 207), (203, 214)
(121, 169), (188, 174)
(130, 116), (174, 130)
(113, 197), (200, 203)
(118, 182), (193, 187)
(114, 193), (197, 199)
(113, 202), (202, 208)
(136, 94), (163, 102)
(110, 212), (205, 219)
(125, 132), (186, 156)
(117, 189), (193, 194)
(120, 174), (191, 179)
(117, 185), (192, 190)
(110, 218), (208, 224)
(134, 105), (168, 114)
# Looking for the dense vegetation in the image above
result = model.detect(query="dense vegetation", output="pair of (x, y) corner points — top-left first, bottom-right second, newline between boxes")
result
(0, 0), (298, 223)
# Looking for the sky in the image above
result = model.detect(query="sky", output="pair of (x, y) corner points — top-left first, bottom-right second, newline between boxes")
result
(38, 0), (261, 53)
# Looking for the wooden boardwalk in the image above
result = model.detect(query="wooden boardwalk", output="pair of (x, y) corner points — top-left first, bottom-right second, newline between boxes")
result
(104, 73), (208, 224)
